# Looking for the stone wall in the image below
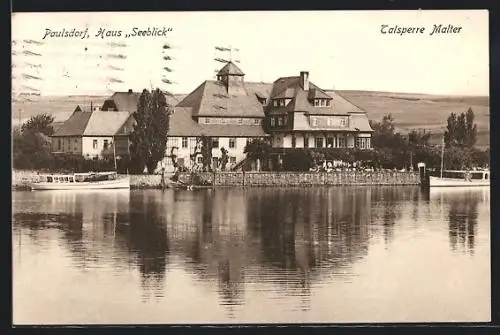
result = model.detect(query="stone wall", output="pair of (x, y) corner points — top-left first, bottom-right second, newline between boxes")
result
(125, 174), (163, 189)
(178, 171), (421, 186)
(12, 170), (421, 190)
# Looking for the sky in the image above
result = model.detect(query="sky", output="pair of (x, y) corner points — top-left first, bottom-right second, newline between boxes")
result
(11, 10), (489, 96)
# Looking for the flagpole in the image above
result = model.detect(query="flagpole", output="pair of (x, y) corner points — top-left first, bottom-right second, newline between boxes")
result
(440, 135), (445, 179)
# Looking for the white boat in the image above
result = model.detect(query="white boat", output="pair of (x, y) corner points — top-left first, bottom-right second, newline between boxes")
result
(30, 171), (130, 190)
(429, 170), (490, 187)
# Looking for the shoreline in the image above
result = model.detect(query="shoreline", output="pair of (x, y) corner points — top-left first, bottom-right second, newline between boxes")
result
(12, 170), (422, 190)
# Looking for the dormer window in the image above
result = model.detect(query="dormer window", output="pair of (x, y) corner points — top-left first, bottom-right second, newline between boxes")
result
(273, 99), (287, 107)
(313, 99), (330, 107)
(270, 118), (275, 127)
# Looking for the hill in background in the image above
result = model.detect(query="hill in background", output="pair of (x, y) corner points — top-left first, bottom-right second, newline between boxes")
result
(12, 91), (489, 148)
(337, 91), (489, 148)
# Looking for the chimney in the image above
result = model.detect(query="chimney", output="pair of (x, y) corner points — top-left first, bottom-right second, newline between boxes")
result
(128, 89), (133, 94)
(300, 71), (309, 91)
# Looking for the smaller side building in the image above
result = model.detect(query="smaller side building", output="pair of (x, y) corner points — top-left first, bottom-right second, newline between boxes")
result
(51, 107), (134, 159)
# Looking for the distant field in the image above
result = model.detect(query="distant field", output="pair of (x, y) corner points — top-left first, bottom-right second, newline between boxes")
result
(12, 91), (489, 148)
(338, 91), (490, 148)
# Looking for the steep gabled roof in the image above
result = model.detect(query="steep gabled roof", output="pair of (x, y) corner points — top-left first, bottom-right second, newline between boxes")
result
(102, 90), (179, 112)
(104, 92), (141, 112)
(246, 82), (273, 99)
(83, 112), (133, 136)
(217, 61), (245, 76)
(266, 76), (367, 116)
(177, 80), (265, 118)
(52, 111), (92, 137)
(52, 111), (135, 137)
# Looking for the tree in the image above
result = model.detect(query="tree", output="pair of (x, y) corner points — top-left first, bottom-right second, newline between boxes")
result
(408, 129), (431, 147)
(129, 89), (173, 174)
(21, 113), (55, 136)
(444, 108), (478, 148)
(464, 107), (478, 147)
(200, 135), (213, 171)
(244, 138), (271, 171)
(220, 147), (229, 171)
(13, 129), (54, 169)
(147, 89), (171, 173)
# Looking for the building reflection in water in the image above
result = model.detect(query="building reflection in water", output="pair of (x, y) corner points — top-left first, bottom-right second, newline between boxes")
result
(13, 186), (432, 314)
(430, 188), (486, 255)
(166, 187), (414, 315)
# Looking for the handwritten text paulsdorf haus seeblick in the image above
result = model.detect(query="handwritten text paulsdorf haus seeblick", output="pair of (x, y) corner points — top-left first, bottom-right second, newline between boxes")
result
(42, 27), (173, 40)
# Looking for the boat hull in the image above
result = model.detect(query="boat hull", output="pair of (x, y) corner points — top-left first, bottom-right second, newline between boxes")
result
(31, 177), (130, 190)
(429, 176), (489, 187)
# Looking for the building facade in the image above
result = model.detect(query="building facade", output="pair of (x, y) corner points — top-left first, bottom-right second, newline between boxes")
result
(161, 62), (268, 172)
(51, 107), (134, 159)
(265, 71), (372, 151)
(52, 62), (373, 172)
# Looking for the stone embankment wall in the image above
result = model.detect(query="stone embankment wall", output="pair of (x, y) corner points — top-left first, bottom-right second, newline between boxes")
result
(12, 170), (421, 190)
(177, 171), (421, 186)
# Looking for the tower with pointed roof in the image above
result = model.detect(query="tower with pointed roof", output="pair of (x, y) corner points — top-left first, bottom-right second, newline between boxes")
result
(216, 61), (247, 97)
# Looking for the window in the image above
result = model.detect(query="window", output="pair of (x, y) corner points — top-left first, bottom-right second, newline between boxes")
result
(283, 116), (287, 126)
(291, 136), (296, 148)
(278, 118), (282, 126)
(315, 137), (324, 148)
(74, 139), (78, 151)
(189, 138), (197, 148)
(274, 99), (286, 107)
(212, 137), (219, 148)
(229, 138), (236, 148)
(270, 118), (275, 127)
(304, 135), (309, 148)
(311, 117), (318, 127)
(238, 118), (243, 125)
(326, 137), (334, 148)
(326, 100), (331, 106)
(314, 99), (320, 106)
(103, 140), (109, 149)
(340, 118), (347, 127)
(205, 118), (211, 124)
(93, 139), (98, 149)
(485, 173), (489, 180)
(338, 135), (346, 148)
(182, 137), (188, 148)
(197, 156), (203, 164)
(356, 137), (370, 149)
(169, 138), (179, 148)
(254, 119), (260, 125)
(58, 139), (62, 150)
(230, 157), (236, 164)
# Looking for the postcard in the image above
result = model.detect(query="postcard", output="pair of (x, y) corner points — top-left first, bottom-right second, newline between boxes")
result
(11, 10), (490, 325)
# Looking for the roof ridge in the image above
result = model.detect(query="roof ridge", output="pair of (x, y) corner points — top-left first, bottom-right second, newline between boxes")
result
(82, 111), (94, 135)
(334, 91), (367, 113)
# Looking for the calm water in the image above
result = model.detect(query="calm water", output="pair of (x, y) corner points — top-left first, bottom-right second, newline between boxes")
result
(12, 187), (490, 324)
